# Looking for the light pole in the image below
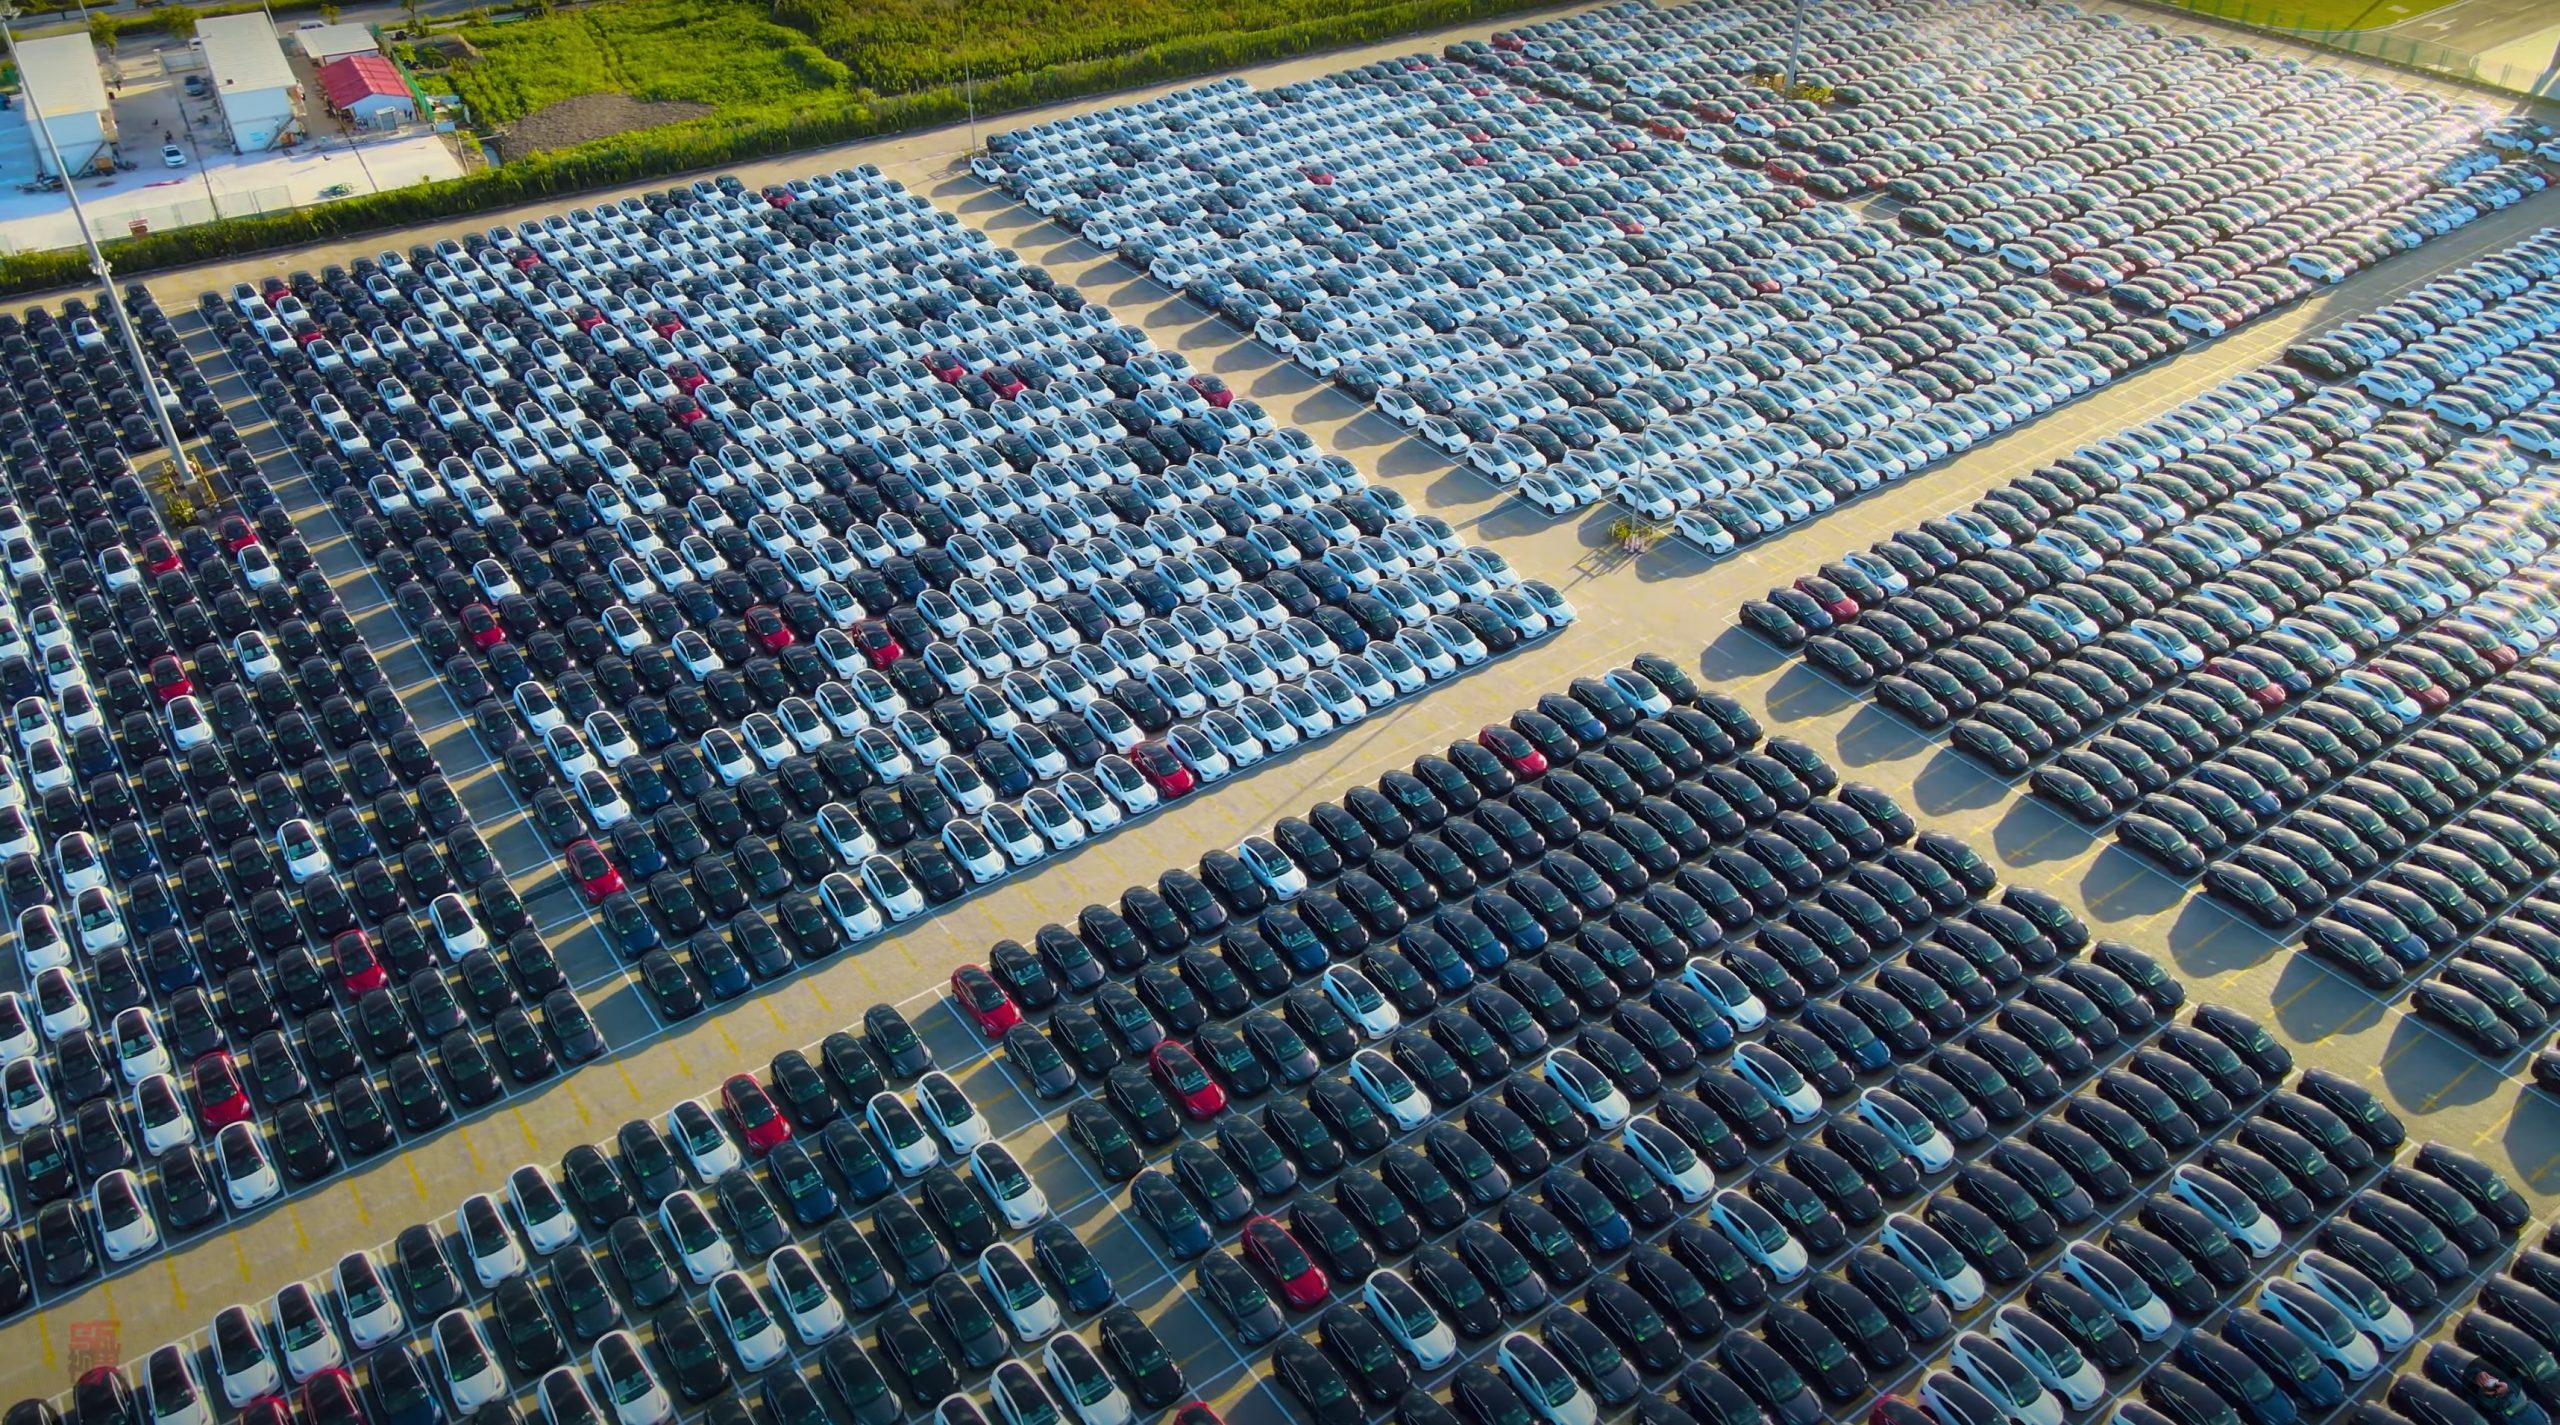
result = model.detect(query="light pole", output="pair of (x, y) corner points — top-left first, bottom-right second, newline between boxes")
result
(938, 0), (975, 155)
(3, 4), (193, 470)
(1780, 0), (1808, 97)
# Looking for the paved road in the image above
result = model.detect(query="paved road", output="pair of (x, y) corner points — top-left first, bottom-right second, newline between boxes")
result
(3, 0), (2555, 1408)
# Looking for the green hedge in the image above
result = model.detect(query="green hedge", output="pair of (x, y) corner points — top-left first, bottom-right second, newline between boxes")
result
(0, 0), (1553, 299)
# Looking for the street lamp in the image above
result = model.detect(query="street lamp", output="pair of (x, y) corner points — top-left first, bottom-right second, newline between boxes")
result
(938, 0), (976, 156)
(0, 4), (193, 469)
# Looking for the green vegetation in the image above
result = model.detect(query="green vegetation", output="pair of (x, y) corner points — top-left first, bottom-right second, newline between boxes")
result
(2156, 0), (2457, 29)
(448, 0), (841, 127)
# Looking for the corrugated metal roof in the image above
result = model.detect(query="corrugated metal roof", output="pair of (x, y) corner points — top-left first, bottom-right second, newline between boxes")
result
(199, 13), (297, 97)
(320, 53), (406, 109)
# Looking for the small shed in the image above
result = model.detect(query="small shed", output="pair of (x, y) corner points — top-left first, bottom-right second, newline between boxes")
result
(318, 54), (416, 130)
(293, 23), (383, 64)
(199, 13), (301, 151)
(16, 35), (117, 176)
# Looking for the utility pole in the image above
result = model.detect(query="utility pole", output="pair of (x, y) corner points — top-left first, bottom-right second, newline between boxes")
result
(3, 3), (194, 472)
(1781, 0), (1807, 97)
(938, 0), (975, 155)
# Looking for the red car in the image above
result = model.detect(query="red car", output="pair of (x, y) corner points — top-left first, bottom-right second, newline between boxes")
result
(2206, 658), (2286, 710)
(217, 516), (257, 553)
(147, 655), (193, 704)
(949, 965), (1021, 1038)
(239, 1399), (292, 1425)
(298, 1369), (364, 1425)
(719, 1073), (794, 1154)
(1131, 740), (1196, 799)
(1148, 1041), (1225, 1119)
(671, 364), (708, 396)
(191, 1051), (252, 1129)
(924, 350), (966, 384)
(1239, 1215), (1328, 1308)
(329, 930), (386, 995)
(1870, 1400), (1933, 1425)
(1171, 1409), (1223, 1425)
(648, 312), (684, 338)
(745, 605), (796, 652)
(1795, 576), (1858, 621)
(1185, 375), (1233, 410)
(140, 537), (182, 575)
(565, 838), (625, 903)
(459, 603), (506, 650)
(852, 619), (903, 669)
(1479, 724), (1547, 777)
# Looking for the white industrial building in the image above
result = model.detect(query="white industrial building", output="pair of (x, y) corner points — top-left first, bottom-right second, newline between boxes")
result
(198, 14), (301, 153)
(293, 23), (383, 65)
(16, 35), (116, 177)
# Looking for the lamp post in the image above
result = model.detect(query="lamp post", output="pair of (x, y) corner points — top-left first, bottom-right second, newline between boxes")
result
(938, 0), (975, 156)
(1780, 0), (1808, 97)
(2, 3), (193, 469)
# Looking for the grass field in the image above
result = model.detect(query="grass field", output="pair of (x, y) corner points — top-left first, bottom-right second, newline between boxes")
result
(2154, 0), (2463, 30)
(448, 0), (848, 129)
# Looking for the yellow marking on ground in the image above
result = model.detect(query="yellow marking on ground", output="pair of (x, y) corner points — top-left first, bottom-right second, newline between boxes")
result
(618, 1064), (643, 1102)
(2272, 977), (2325, 1015)
(672, 1046), (696, 1078)
(854, 959), (883, 993)
(809, 983), (833, 1015)
(290, 1206), (311, 1252)
(233, 1236), (254, 1282)
(515, 1107), (539, 1151)
(406, 1154), (430, 1198)
(2418, 1064), (2478, 1113)
(765, 1000), (789, 1033)
(164, 1262), (187, 1313)
(463, 1133), (484, 1174)
(715, 1023), (741, 1056)
(2533, 1151), (2560, 1185)
(349, 1180), (372, 1224)
(567, 1082), (594, 1125)
(38, 1311), (53, 1366)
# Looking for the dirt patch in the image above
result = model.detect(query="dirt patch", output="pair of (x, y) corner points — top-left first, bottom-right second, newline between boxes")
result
(494, 93), (715, 163)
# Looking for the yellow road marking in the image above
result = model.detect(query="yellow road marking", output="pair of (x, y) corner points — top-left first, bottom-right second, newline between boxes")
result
(233, 1236), (254, 1282)
(349, 1180), (371, 1225)
(567, 1083), (594, 1125)
(2272, 977), (2324, 1015)
(765, 1000), (788, 1033)
(2418, 1064), (2478, 1113)
(715, 1023), (740, 1055)
(514, 1107), (539, 1152)
(617, 1064), (643, 1102)
(463, 1132), (484, 1174)
(38, 1311), (53, 1367)
(406, 1154), (430, 1199)
(164, 1262), (187, 1313)
(289, 1206), (311, 1252)
(809, 983), (833, 1015)
(672, 1046), (696, 1078)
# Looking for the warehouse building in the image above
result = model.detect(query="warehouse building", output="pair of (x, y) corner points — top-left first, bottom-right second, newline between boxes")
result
(16, 35), (116, 177)
(318, 54), (416, 131)
(198, 14), (301, 152)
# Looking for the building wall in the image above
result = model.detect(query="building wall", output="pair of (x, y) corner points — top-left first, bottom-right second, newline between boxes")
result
(221, 88), (296, 152)
(29, 111), (109, 177)
(347, 94), (416, 130)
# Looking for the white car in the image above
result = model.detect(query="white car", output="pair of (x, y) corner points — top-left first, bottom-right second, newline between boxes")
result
(666, 1100), (743, 1180)
(657, 1192), (737, 1283)
(2057, 1242), (2172, 1339)
(1042, 1333), (1131, 1425)
(2258, 1277), (2382, 1377)
(32, 965), (90, 1040)
(272, 1282), (346, 1381)
(134, 1073), (196, 1155)
(1851, 1089), (1954, 1173)
(277, 819), (331, 883)
(0, 991), (36, 1062)
(432, 1308), (510, 1411)
(1544, 1051), (1632, 1129)
(430, 893), (488, 960)
(162, 144), (187, 168)
(865, 1092), (941, 1175)
(1710, 1190), (1809, 1284)
(916, 1071), (989, 1151)
(459, 1193), (529, 1287)
(1947, 1332), (2064, 1425)
(708, 1270), (791, 1371)
(1731, 1044), (1823, 1123)
(335, 1250), (406, 1349)
(768, 1245), (848, 1344)
(1238, 837), (1306, 898)
(1986, 1307), (2108, 1411)
(17, 905), (68, 974)
(1622, 1117), (1714, 1203)
(969, 1143), (1050, 1229)
(1495, 1333), (1597, 1425)
(215, 1122), (282, 1209)
(211, 1304), (283, 1407)
(979, 1243), (1060, 1341)
(589, 1332), (674, 1425)
(2293, 1251), (2414, 1348)
(92, 1169), (160, 1261)
(1319, 966), (1400, 1038)
(507, 1164), (581, 1253)
(1347, 1050), (1430, 1131)
(142, 1346), (213, 1425)
(2168, 1164), (2282, 1256)
(111, 1007), (172, 1084)
(991, 1360), (1062, 1425)
(860, 855), (928, 921)
(1362, 1269), (1456, 1368)
(1679, 959), (1766, 1029)
(2, 1058), (55, 1134)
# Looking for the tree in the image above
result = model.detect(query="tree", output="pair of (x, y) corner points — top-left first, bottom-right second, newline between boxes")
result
(319, 3), (340, 21)
(153, 4), (198, 40)
(518, 0), (552, 15)
(87, 11), (116, 52)
(400, 0), (422, 33)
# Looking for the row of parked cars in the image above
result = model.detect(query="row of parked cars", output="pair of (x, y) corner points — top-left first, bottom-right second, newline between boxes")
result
(0, 283), (607, 1318)
(235, 165), (1569, 1025)
(979, 0), (2528, 556)
(932, 649), (2523, 1425)
(14, 978), (1218, 1425)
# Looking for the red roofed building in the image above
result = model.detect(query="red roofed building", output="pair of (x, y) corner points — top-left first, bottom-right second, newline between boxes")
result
(318, 54), (416, 130)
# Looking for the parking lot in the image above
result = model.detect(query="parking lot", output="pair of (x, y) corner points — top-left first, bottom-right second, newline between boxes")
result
(0, 0), (2553, 1421)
